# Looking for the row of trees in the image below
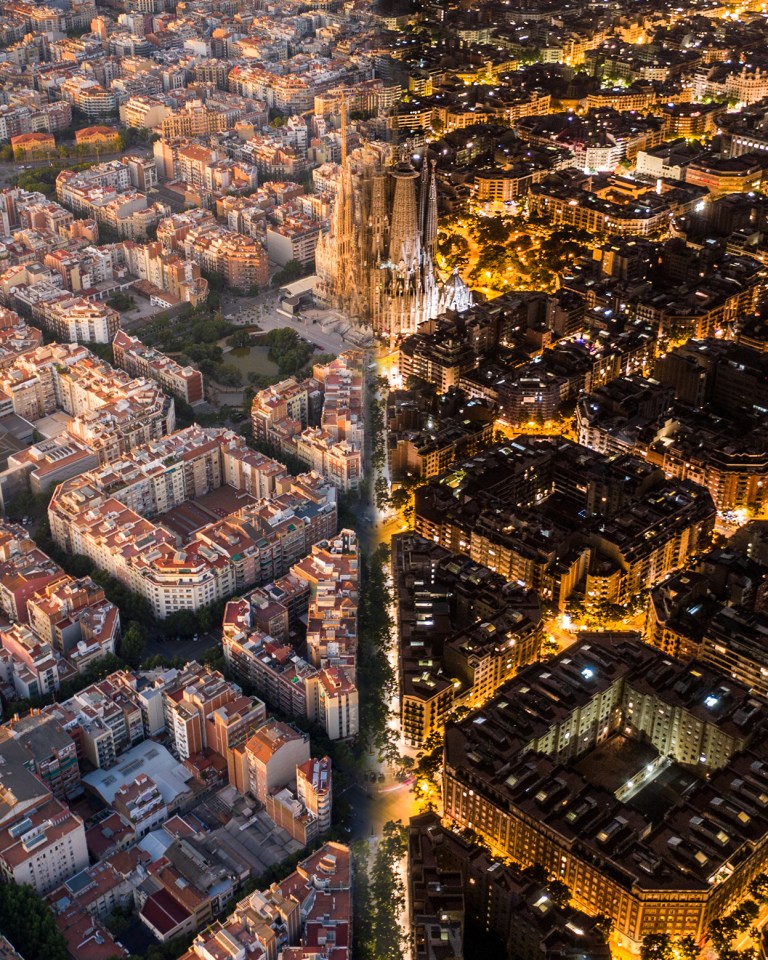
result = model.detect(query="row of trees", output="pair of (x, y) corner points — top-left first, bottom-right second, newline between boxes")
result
(640, 935), (699, 960)
(706, 873), (768, 959)
(639, 873), (768, 960)
(369, 387), (387, 475)
(357, 543), (399, 762)
(353, 822), (409, 960)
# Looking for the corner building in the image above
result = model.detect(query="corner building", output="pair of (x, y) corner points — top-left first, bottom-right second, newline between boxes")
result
(443, 633), (768, 952)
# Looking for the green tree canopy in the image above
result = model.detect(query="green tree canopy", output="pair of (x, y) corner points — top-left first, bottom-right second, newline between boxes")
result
(0, 883), (68, 960)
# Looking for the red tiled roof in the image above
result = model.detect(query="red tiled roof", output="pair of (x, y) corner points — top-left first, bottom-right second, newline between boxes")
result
(140, 889), (192, 937)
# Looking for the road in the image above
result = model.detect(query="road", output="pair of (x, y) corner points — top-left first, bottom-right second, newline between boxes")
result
(0, 147), (153, 187)
(0, 149), (149, 172)
(144, 628), (221, 664)
(345, 775), (421, 842)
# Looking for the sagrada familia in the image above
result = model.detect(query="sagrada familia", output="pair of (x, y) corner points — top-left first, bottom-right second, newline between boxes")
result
(315, 141), (473, 341)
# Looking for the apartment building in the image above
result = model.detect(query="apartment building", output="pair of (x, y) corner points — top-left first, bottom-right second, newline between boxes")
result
(251, 353), (365, 492)
(296, 757), (331, 835)
(163, 664), (265, 765)
(0, 623), (72, 700)
(1, 713), (80, 800)
(113, 330), (204, 405)
(415, 438), (715, 609)
(265, 217), (321, 268)
(182, 222), (269, 292)
(112, 773), (167, 839)
(43, 296), (120, 344)
(443, 634), (768, 950)
(121, 242), (208, 307)
(306, 667), (358, 741)
(245, 720), (310, 805)
(205, 696), (267, 786)
(48, 427), (337, 616)
(0, 740), (88, 894)
(26, 575), (120, 672)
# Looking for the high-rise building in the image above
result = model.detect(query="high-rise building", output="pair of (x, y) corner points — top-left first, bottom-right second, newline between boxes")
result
(315, 144), (472, 340)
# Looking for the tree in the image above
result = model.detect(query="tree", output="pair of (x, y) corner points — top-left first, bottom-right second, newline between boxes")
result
(91, 569), (152, 623)
(547, 878), (571, 908)
(108, 291), (134, 312)
(228, 329), (253, 349)
(368, 821), (408, 960)
(749, 872), (768, 902)
(390, 488), (410, 510)
(213, 363), (244, 387)
(677, 936), (699, 960)
(708, 914), (739, 948)
(120, 621), (146, 668)
(161, 609), (198, 638)
(142, 654), (171, 670)
(474, 216), (510, 245)
(263, 327), (314, 375)
(0, 883), (68, 960)
(201, 644), (225, 672)
(731, 900), (759, 931)
(641, 934), (673, 960)
(272, 259), (303, 287)
(375, 476), (389, 509)
(593, 915), (614, 942)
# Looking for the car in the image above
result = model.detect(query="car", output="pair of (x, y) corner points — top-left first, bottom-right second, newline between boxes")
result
(377, 773), (385, 782)
(368, 772), (377, 782)
(193, 634), (199, 641)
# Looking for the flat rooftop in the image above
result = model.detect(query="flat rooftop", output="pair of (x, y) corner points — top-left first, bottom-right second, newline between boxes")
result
(33, 410), (71, 440)
(83, 740), (192, 807)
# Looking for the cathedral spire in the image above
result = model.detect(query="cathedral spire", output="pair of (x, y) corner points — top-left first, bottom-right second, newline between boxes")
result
(315, 143), (448, 340)
(418, 156), (429, 241)
(340, 94), (348, 167)
(389, 163), (420, 266)
(424, 160), (438, 256)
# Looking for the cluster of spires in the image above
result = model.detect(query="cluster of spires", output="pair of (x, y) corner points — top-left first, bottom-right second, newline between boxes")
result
(315, 109), (472, 341)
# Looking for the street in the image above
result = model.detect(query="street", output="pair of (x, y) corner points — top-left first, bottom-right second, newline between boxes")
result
(144, 628), (221, 664)
(344, 777), (420, 842)
(0, 147), (153, 188)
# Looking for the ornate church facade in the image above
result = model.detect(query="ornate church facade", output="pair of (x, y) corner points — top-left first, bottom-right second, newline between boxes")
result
(315, 143), (472, 340)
